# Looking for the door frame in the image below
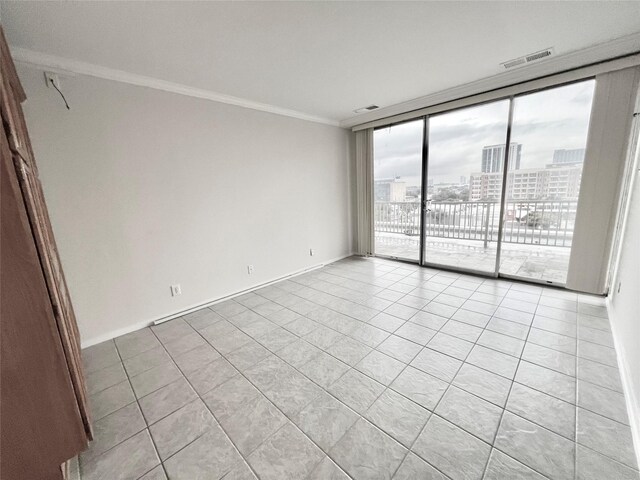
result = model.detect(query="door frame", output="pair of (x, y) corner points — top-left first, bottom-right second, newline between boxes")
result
(372, 78), (597, 287)
(372, 117), (426, 264)
(418, 97), (513, 279)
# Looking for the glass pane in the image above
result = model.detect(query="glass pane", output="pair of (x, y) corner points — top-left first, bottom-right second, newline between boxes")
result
(500, 80), (595, 284)
(425, 100), (510, 273)
(373, 119), (424, 261)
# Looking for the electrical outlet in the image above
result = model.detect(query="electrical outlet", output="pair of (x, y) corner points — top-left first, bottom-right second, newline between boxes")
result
(309, 248), (315, 256)
(44, 72), (61, 90)
(170, 284), (182, 296)
(247, 265), (254, 275)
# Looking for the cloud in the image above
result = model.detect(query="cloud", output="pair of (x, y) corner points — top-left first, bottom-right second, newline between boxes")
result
(374, 80), (594, 184)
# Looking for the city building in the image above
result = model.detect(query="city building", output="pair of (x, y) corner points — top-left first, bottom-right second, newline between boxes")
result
(481, 143), (522, 172)
(552, 148), (586, 165)
(374, 177), (407, 202)
(469, 163), (583, 201)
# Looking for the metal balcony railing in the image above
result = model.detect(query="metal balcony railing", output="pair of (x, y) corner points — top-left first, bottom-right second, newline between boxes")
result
(374, 200), (578, 247)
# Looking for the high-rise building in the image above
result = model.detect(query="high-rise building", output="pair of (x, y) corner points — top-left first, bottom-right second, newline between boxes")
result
(469, 164), (582, 201)
(552, 148), (585, 165)
(470, 143), (584, 200)
(481, 143), (522, 173)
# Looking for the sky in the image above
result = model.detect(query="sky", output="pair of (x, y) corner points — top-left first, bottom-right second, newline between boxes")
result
(373, 80), (596, 187)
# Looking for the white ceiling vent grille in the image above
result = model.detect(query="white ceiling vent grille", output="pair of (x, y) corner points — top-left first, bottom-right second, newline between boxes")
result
(501, 48), (555, 70)
(353, 104), (379, 114)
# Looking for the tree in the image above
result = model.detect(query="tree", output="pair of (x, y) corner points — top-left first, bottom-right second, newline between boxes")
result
(433, 186), (469, 202)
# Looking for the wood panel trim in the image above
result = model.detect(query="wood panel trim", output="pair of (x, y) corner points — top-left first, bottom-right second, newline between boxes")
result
(0, 26), (92, 439)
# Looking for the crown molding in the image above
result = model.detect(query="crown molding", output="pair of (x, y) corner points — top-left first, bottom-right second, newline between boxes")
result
(10, 47), (342, 127)
(341, 32), (640, 129)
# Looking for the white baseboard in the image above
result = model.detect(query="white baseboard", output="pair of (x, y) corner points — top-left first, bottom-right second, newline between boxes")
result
(606, 298), (640, 470)
(81, 318), (155, 349)
(80, 253), (353, 348)
(65, 456), (80, 480)
(150, 252), (352, 327)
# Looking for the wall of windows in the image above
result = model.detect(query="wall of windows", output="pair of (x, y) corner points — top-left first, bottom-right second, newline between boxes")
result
(372, 80), (596, 285)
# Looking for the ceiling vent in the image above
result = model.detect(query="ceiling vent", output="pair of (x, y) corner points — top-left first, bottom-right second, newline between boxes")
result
(353, 104), (379, 114)
(501, 47), (555, 70)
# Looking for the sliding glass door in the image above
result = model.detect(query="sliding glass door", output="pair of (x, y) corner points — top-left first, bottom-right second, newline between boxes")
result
(424, 100), (510, 273)
(371, 79), (596, 286)
(499, 81), (595, 284)
(373, 119), (424, 261)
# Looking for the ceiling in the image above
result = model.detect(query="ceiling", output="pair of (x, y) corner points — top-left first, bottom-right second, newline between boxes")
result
(2, 1), (640, 124)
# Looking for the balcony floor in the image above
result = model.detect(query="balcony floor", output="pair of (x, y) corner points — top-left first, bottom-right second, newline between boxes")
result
(375, 233), (571, 283)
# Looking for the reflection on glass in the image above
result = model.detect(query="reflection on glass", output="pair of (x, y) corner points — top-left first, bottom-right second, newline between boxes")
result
(373, 119), (424, 260)
(500, 80), (595, 284)
(424, 100), (510, 273)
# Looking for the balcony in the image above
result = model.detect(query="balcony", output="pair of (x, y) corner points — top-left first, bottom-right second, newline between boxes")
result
(374, 200), (577, 282)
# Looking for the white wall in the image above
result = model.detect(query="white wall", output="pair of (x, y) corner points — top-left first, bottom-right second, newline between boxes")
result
(17, 65), (353, 346)
(609, 159), (640, 462)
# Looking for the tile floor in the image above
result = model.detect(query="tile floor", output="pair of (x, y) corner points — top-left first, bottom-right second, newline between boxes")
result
(80, 256), (639, 480)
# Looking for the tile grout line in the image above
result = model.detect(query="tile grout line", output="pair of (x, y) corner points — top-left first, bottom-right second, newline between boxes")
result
(379, 264), (581, 479)
(216, 316), (386, 479)
(82, 264), (495, 466)
(266, 260), (628, 474)
(81, 340), (165, 480)
(111, 338), (169, 480)
(479, 280), (539, 480)
(244, 261), (460, 477)
(269, 263), (561, 435)
(297, 263), (630, 426)
(168, 312), (362, 479)
(146, 323), (270, 480)
(390, 269), (517, 479)
(82, 257), (633, 479)
(319, 261), (457, 478)
(413, 270), (578, 479)
(110, 266), (584, 435)
(386, 267), (488, 479)
(285, 263), (542, 478)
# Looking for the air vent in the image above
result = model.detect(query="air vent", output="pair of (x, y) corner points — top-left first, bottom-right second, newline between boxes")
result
(503, 58), (526, 69)
(353, 104), (379, 114)
(526, 49), (553, 62)
(501, 48), (555, 70)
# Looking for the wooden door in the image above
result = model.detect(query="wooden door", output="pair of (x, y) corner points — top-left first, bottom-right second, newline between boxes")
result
(0, 26), (91, 479)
